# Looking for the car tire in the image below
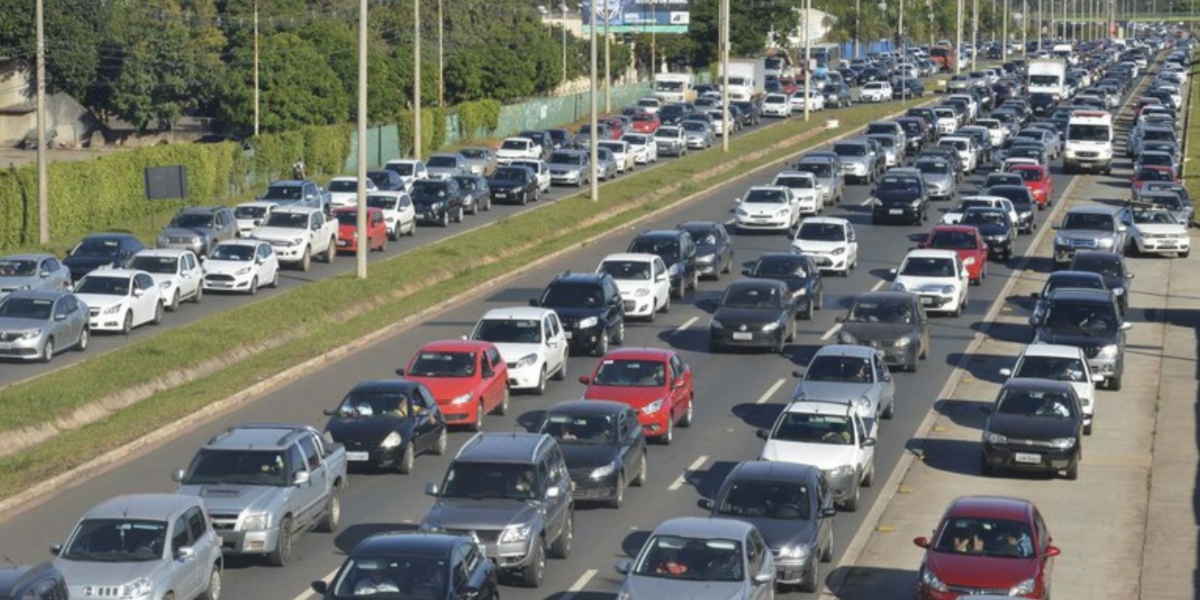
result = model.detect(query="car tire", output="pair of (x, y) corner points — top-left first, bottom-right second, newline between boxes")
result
(662, 293), (671, 313)
(494, 388), (510, 415)
(1064, 458), (1080, 481)
(299, 247), (311, 272)
(648, 300), (657, 323)
(550, 513), (573, 558)
(608, 476), (625, 509)
(192, 284), (203, 303)
(120, 311), (133, 335)
(594, 330), (609, 357)
(534, 367), (547, 395)
(398, 442), (415, 475)
(841, 481), (860, 512)
(471, 401), (485, 432)
(266, 517), (293, 567)
(270, 269), (280, 288)
(800, 555), (820, 593)
(454, 206), (465, 223)
(613, 321), (625, 345)
(152, 301), (164, 325)
(521, 539), (546, 588)
(440, 210), (451, 227)
(323, 241), (335, 263)
(660, 415), (674, 445)
(680, 397), (694, 427)
(1108, 376), (1122, 391)
(433, 425), (448, 455)
(248, 277), (259, 296)
(198, 567), (222, 600)
(553, 354), (567, 380)
(671, 282), (684, 300)
(75, 327), (89, 352)
(1084, 422), (1093, 436)
(821, 527), (834, 562)
(388, 227), (400, 241)
(40, 338), (54, 364)
(316, 485), (342, 533)
(862, 460), (876, 487)
(632, 451), (648, 486)
(168, 290), (180, 312)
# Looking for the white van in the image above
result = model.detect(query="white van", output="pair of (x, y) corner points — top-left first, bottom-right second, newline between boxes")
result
(1064, 110), (1114, 175)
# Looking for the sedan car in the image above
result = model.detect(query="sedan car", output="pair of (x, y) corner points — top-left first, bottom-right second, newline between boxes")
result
(63, 233), (145, 282)
(980, 379), (1083, 479)
(395, 340), (510, 431)
(836, 292), (929, 372)
(599, 140), (636, 173)
(201, 239), (280, 295)
(487, 165), (541, 204)
(621, 133), (659, 164)
(678, 221), (734, 280)
(913, 496), (1060, 600)
(0, 290), (88, 362)
(1000, 344), (1100, 435)
(128, 249), (203, 311)
(334, 207), (388, 254)
(1122, 205), (1189, 257)
(324, 379), (448, 474)
(155, 206), (238, 257)
(709, 279), (797, 353)
(890, 249), (969, 316)
(914, 159), (957, 202)
(580, 347), (694, 444)
(1009, 164), (1054, 208)
(871, 170), (929, 225)
(73, 268), (163, 334)
(771, 171), (822, 216)
(538, 400), (648, 508)
(458, 146), (499, 176)
(681, 120), (715, 149)
(0, 254), (72, 298)
(741, 253), (823, 319)
(311, 532), (498, 600)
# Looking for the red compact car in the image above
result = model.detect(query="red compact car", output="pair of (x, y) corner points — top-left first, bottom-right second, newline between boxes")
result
(1009, 164), (1054, 209)
(579, 347), (694, 443)
(630, 112), (661, 134)
(914, 496), (1060, 600)
(334, 207), (387, 253)
(600, 116), (626, 139)
(918, 225), (989, 283)
(1131, 165), (1178, 194)
(396, 340), (510, 431)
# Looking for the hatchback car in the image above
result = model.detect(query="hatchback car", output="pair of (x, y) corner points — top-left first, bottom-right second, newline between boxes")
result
(677, 221), (734, 280)
(709, 279), (797, 353)
(470, 307), (568, 395)
(333, 207), (388, 254)
(312, 533), (498, 600)
(791, 344), (897, 419)
(871, 169), (929, 225)
(531, 271), (626, 357)
(596, 253), (672, 321)
(741, 253), (824, 320)
(627, 230), (698, 300)
(579, 347), (694, 444)
(63, 233), (146, 282)
(155, 206), (238, 257)
(323, 379), (448, 473)
(396, 340), (510, 431)
(1030, 288), (1130, 390)
(890, 250), (969, 316)
(1068, 251), (1133, 312)
(74, 268), (164, 334)
(128, 249), (204, 310)
(919, 224), (991, 281)
(538, 400), (648, 508)
(202, 239), (280, 295)
(791, 217), (858, 276)
(837, 292), (929, 372)
(980, 379), (1084, 479)
(1000, 344), (1100, 435)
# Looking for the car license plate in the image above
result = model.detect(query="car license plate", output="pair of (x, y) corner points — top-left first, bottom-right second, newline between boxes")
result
(564, 331), (573, 339)
(889, 209), (904, 215)
(1014, 452), (1041, 464)
(495, 192), (506, 198)
(337, 240), (348, 247)
(920, 297), (934, 305)
(732, 332), (753, 341)
(0, 342), (11, 350)
(346, 452), (370, 462)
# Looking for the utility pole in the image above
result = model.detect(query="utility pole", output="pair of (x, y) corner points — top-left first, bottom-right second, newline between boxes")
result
(604, 6), (611, 113)
(589, 3), (598, 202)
(803, 0), (811, 121)
(1022, 0), (1028, 56)
(956, 0), (963, 74)
(355, 0), (369, 279)
(438, 0), (444, 107)
(721, 0), (730, 148)
(36, 0), (48, 245)
(1037, 0), (1042, 51)
(855, 0), (861, 58)
(651, 3), (657, 74)
(899, 0), (907, 103)
(972, 0), (978, 70)
(1003, 0), (1009, 57)
(413, 0), (422, 159)
(561, 4), (567, 84)
(253, 0), (260, 137)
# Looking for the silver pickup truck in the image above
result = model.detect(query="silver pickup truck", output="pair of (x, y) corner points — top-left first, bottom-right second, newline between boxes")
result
(173, 423), (347, 567)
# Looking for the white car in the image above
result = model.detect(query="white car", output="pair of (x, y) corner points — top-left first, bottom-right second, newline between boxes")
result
(383, 159), (428, 191)
(771, 171), (822, 215)
(74, 268), (164, 334)
(890, 249), (969, 316)
(202, 239), (280, 295)
(233, 201), (279, 238)
(620, 134), (659, 164)
(128, 249), (203, 311)
(792, 217), (858, 275)
(938, 136), (978, 173)
(634, 96), (661, 114)
(859, 82), (894, 102)
(470, 307), (569, 394)
(496, 137), (543, 164)
(507, 159), (552, 193)
(788, 89), (825, 113)
(1000, 343), (1100, 434)
(941, 195), (1018, 227)
(757, 399), (878, 511)
(598, 140), (636, 173)
(597, 253), (672, 320)
(933, 108), (959, 135)
(365, 191), (416, 240)
(1122, 205), (1190, 257)
(762, 93), (793, 117)
(326, 176), (378, 209)
(975, 118), (1009, 147)
(734, 185), (800, 234)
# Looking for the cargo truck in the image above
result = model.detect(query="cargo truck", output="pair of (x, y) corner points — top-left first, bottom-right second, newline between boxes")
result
(1027, 59), (1068, 100)
(653, 73), (695, 103)
(720, 58), (767, 102)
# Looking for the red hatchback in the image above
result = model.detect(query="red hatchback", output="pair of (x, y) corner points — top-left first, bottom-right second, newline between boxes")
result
(579, 347), (694, 444)
(630, 112), (661, 134)
(918, 225), (989, 284)
(914, 496), (1059, 600)
(396, 340), (510, 431)
(600, 116), (626, 139)
(1131, 164), (1178, 194)
(334, 207), (388, 253)
(1009, 164), (1054, 209)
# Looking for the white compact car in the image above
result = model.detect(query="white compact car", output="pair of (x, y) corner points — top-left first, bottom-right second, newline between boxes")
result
(620, 134), (659, 164)
(792, 217), (858, 276)
(762, 93), (793, 117)
(890, 249), (969, 316)
(1122, 205), (1189, 257)
(860, 82), (894, 102)
(365, 191), (417, 240)
(1000, 343), (1100, 434)
(470, 306), (569, 394)
(233, 201), (280, 237)
(735, 185), (801, 234)
(74, 268), (164, 334)
(772, 171), (822, 215)
(128, 249), (203, 311)
(326, 176), (377, 209)
(597, 253), (672, 320)
(202, 239), (281, 295)
(598, 140), (636, 173)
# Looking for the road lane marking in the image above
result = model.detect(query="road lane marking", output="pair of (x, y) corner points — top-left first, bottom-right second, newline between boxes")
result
(676, 316), (699, 332)
(859, 197), (875, 206)
(668, 455), (709, 491)
(559, 568), (599, 600)
(756, 378), (787, 404)
(289, 567), (338, 600)
(821, 323), (842, 340)
(870, 278), (887, 291)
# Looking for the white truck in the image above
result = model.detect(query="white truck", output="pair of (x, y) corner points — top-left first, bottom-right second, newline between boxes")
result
(653, 73), (695, 103)
(720, 58), (767, 103)
(250, 206), (338, 271)
(1063, 110), (1114, 175)
(1027, 58), (1068, 100)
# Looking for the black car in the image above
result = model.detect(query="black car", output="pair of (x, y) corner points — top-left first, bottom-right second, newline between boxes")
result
(677, 220), (734, 280)
(821, 82), (854, 108)
(410, 178), (466, 226)
(960, 207), (1015, 260)
(836, 291), (930, 372)
(63, 233), (146, 281)
(916, 147), (964, 179)
(452, 174), (491, 214)
(1029, 270), (1108, 321)
(731, 100), (761, 126)
(366, 169), (406, 191)
(1030, 288), (1130, 390)
(1028, 92), (1058, 116)
(323, 379), (448, 474)
(1069, 251), (1133, 312)
(658, 103), (692, 126)
(982, 184), (1036, 233)
(487, 165), (540, 205)
(741, 252), (824, 319)
(892, 77), (926, 98)
(627, 229), (698, 299)
(546, 128), (572, 149)
(0, 563), (68, 600)
(871, 170), (929, 225)
(896, 117), (929, 152)
(698, 461), (836, 592)
(709, 279), (797, 354)
(905, 107), (940, 137)
(537, 400), (647, 508)
(530, 271), (625, 357)
(980, 379), (1083, 480)
(313, 532), (498, 600)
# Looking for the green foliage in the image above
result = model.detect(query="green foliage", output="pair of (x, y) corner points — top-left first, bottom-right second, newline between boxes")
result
(219, 32), (350, 133)
(395, 108), (446, 157)
(456, 99), (501, 140)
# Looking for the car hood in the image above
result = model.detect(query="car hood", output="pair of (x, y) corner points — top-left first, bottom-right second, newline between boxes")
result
(0, 275), (43, 291)
(1057, 229), (1117, 242)
(621, 575), (746, 600)
(838, 155), (871, 165)
(840, 321), (915, 344)
(740, 202), (790, 216)
(712, 307), (783, 327)
(496, 148), (532, 158)
(426, 168), (458, 178)
(328, 190), (357, 201)
(403, 376), (477, 402)
(175, 484), (278, 514)
(894, 275), (957, 291)
(412, 196), (450, 207)
(548, 162), (584, 172)
(795, 380), (875, 402)
(55, 559), (169, 588)
(423, 498), (537, 531)
(972, 223), (1011, 237)
(986, 411), (1078, 440)
(560, 443), (620, 471)
(489, 342), (543, 363)
(791, 240), (846, 254)
(488, 178), (528, 190)
(544, 306), (601, 325)
(739, 517), (817, 552)
(74, 293), (124, 311)
(1034, 326), (1119, 347)
(923, 551), (1040, 590)
(876, 189), (921, 204)
(202, 259), (256, 275)
(922, 174), (954, 186)
(325, 415), (409, 446)
(0, 316), (49, 331)
(159, 226), (213, 240)
(251, 226), (306, 241)
(614, 279), (655, 297)
(761, 440), (855, 469)
(1135, 223), (1185, 236)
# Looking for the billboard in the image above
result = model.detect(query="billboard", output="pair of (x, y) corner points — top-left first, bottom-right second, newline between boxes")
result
(581, 0), (690, 34)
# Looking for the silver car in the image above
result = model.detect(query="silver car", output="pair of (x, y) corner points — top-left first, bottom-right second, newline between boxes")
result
(655, 126), (688, 157)
(426, 153), (469, 179)
(0, 254), (72, 298)
(913, 158), (957, 201)
(52, 494), (223, 600)
(458, 147), (498, 176)
(681, 120), (715, 149)
(595, 147), (619, 181)
(792, 344), (897, 419)
(865, 133), (904, 168)
(0, 290), (88, 362)
(615, 517), (775, 600)
(832, 140), (878, 184)
(156, 206), (238, 257)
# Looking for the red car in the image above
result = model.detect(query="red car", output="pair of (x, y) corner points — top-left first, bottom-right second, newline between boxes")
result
(630, 112), (661, 134)
(1131, 164), (1177, 194)
(918, 225), (989, 284)
(600, 116), (626, 139)
(1133, 97), (1162, 118)
(396, 340), (510, 431)
(334, 207), (387, 253)
(1009, 164), (1054, 209)
(777, 77), (800, 95)
(579, 347), (694, 443)
(914, 496), (1060, 600)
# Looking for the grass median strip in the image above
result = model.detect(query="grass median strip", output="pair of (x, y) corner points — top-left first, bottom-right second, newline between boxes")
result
(0, 95), (933, 501)
(1185, 60), (1200, 202)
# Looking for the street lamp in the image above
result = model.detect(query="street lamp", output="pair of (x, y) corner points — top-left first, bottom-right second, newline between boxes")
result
(561, 4), (568, 85)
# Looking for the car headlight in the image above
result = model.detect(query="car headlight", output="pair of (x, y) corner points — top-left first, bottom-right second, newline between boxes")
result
(1098, 237), (1115, 248)
(156, 236), (169, 246)
(1098, 344), (1120, 358)
(894, 335), (914, 347)
(984, 431), (1007, 444)
(831, 247), (846, 255)
(234, 267), (252, 276)
(577, 316), (600, 329)
(379, 431), (403, 449)
(855, 395), (872, 414)
(515, 353), (539, 368)
(499, 523), (533, 544)
(695, 253), (715, 264)
(450, 393), (472, 405)
(1010, 578), (1037, 596)
(921, 569), (949, 592)
(709, 318), (725, 330)
(103, 304), (122, 315)
(941, 285), (955, 294)
(963, 256), (976, 266)
(1054, 234), (1069, 246)
(590, 463), (617, 479)
(778, 544), (810, 559)
(158, 280), (172, 289)
(829, 464), (855, 479)
(777, 208), (791, 216)
(735, 208), (749, 217)
(892, 282), (906, 292)
(1049, 437), (1077, 449)
(291, 237), (305, 246)
(761, 322), (780, 332)
(241, 512), (271, 531)
(635, 288), (650, 297)
(642, 398), (665, 415)
(121, 577), (153, 599)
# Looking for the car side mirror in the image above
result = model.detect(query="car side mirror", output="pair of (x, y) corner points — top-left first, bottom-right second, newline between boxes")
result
(755, 429), (770, 440)
(1127, 273), (1135, 280)
(49, 544), (62, 556)
(456, 588), (481, 600)
(821, 507), (838, 518)
(528, 298), (539, 307)
(132, 289), (145, 298)
(754, 570), (774, 585)
(311, 581), (329, 595)
(1045, 545), (1061, 558)
(292, 471), (311, 486)
(482, 368), (495, 379)
(425, 482), (440, 496)
(171, 468), (185, 483)
(54, 313), (66, 321)
(999, 368), (1013, 377)
(1121, 321), (1133, 331)
(861, 437), (877, 447)
(614, 558), (632, 575)
(174, 546), (195, 560)
(578, 374), (591, 385)
(672, 379), (686, 389)
(913, 536), (930, 549)
(697, 498), (715, 510)
(834, 316), (846, 323)
(546, 486), (561, 499)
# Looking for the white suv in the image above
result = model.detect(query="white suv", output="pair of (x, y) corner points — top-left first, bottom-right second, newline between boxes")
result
(890, 249), (969, 316)
(1000, 344), (1100, 435)
(792, 217), (858, 276)
(596, 253), (672, 320)
(470, 307), (569, 395)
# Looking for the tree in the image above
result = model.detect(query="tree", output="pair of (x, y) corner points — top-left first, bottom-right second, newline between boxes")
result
(218, 32), (349, 132)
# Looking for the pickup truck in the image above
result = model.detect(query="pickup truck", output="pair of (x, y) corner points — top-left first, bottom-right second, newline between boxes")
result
(250, 206), (338, 271)
(173, 423), (348, 567)
(259, 180), (331, 214)
(496, 136), (543, 164)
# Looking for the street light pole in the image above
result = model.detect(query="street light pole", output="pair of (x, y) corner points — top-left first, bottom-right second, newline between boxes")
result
(971, 0), (978, 70)
(561, 4), (568, 85)
(355, 0), (369, 279)
(1003, 0), (1009, 57)
(803, 0), (811, 121)
(855, 0), (861, 58)
(36, 0), (48, 245)
(956, 0), (963, 74)
(253, 0), (260, 138)
(1022, 0), (1028, 56)
(604, 6), (611, 113)
(438, 0), (444, 107)
(898, 0), (906, 104)
(589, 2), (599, 201)
(721, 0), (730, 148)
(413, 0), (422, 160)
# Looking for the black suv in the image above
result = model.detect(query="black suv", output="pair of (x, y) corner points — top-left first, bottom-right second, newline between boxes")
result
(0, 563), (67, 600)
(410, 178), (466, 226)
(421, 432), (574, 588)
(871, 169), (929, 225)
(627, 230), (698, 299)
(1030, 288), (1131, 390)
(531, 271), (626, 357)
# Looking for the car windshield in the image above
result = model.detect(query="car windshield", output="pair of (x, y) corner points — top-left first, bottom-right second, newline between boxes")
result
(265, 185), (304, 200)
(460, 148), (488, 159)
(833, 144), (866, 157)
(656, 127), (681, 138)
(60, 519), (168, 563)
(1016, 168), (1044, 181)
(1140, 154), (1174, 168)
(1072, 255), (1123, 278)
(427, 156), (459, 168)
(632, 535), (744, 582)
(491, 168), (528, 182)
(1135, 168), (1173, 182)
(540, 412), (615, 445)
(452, 177), (478, 191)
(899, 257), (955, 277)
(848, 299), (914, 324)
(411, 181), (449, 198)
(1043, 299), (1117, 331)
(330, 180), (365, 192)
(716, 480), (811, 520)
(878, 176), (921, 192)
(629, 239), (679, 262)
(869, 135), (896, 148)
(128, 256), (178, 274)
(408, 351), (475, 378)
(333, 389), (415, 420)
(916, 161), (951, 174)
(72, 238), (121, 257)
(962, 210), (1008, 227)
(744, 189), (787, 204)
(541, 284), (602, 307)
(0, 297), (53, 319)
(366, 195), (399, 210)
(74, 276), (129, 296)
(623, 135), (648, 145)
(866, 124), (896, 136)
(1067, 124), (1109, 141)
(797, 222), (845, 242)
(721, 285), (782, 309)
(771, 411), (855, 444)
(0, 259), (38, 276)
(598, 142), (624, 154)
(500, 140), (529, 150)
(235, 206), (270, 219)
(441, 461), (542, 501)
(366, 172), (395, 189)
(1142, 129), (1175, 142)
(933, 517), (1035, 558)
(599, 260), (652, 281)
(1131, 208), (1177, 224)
(328, 555), (448, 600)
(805, 355), (873, 383)
(181, 448), (290, 486)
(989, 187), (1032, 205)
(680, 226), (718, 246)
(995, 387), (1078, 418)
(941, 139), (968, 151)
(473, 318), (542, 344)
(795, 163), (833, 177)
(386, 163), (415, 176)
(753, 257), (807, 279)
(683, 122), (706, 132)
(775, 175), (815, 189)
(1061, 212), (1114, 231)
(334, 212), (363, 226)
(928, 229), (981, 250)
(263, 212), (309, 229)
(1015, 356), (1089, 382)
(593, 357), (668, 387)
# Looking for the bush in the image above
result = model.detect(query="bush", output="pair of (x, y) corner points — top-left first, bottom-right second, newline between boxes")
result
(456, 99), (502, 140)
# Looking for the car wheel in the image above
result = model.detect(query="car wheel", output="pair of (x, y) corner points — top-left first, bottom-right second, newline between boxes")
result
(1108, 376), (1122, 391)
(192, 284), (203, 303)
(648, 300), (657, 322)
(660, 415), (674, 445)
(299, 246), (311, 272)
(662, 293), (671, 313)
(553, 354), (567, 380)
(199, 567), (222, 600)
(266, 517), (293, 566)
(521, 539), (545, 588)
(483, 197), (492, 211)
(534, 367), (547, 395)
(440, 210), (451, 227)
(75, 327), (89, 352)
(168, 290), (180, 312)
(841, 481), (860, 512)
(681, 397), (694, 427)
(1084, 422), (1093, 436)
(803, 301), (814, 321)
(316, 485), (342, 533)
(121, 311), (133, 335)
(323, 241), (335, 263)
(671, 282), (683, 300)
(454, 206), (465, 223)
(433, 425), (448, 455)
(271, 269), (280, 288)
(398, 442), (415, 474)
(152, 301), (164, 325)
(980, 453), (994, 476)
(608, 475), (625, 509)
(821, 526), (834, 562)
(862, 460), (876, 487)
(248, 276), (259, 296)
(633, 451), (648, 486)
(550, 513), (573, 558)
(1064, 457), (1080, 481)
(469, 201), (478, 215)
(594, 329), (609, 357)
(40, 338), (54, 364)
(494, 388), (510, 416)
(800, 555), (820, 593)
(388, 227), (399, 241)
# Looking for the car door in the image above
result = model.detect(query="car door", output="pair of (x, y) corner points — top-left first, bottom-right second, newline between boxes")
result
(544, 446), (571, 538)
(1034, 509), (1054, 586)
(602, 277), (623, 336)
(846, 224), (859, 263)
(482, 346), (506, 410)
(168, 512), (200, 598)
(185, 505), (218, 595)
(296, 435), (329, 526)
(180, 252), (200, 298)
(668, 353), (691, 421)
(129, 274), (151, 324)
(873, 353), (895, 413)
(652, 258), (670, 304)
(411, 385), (444, 451)
(462, 541), (496, 599)
(257, 243), (279, 282)
(55, 295), (84, 346)
(545, 313), (566, 372)
(746, 529), (772, 600)
(856, 413), (877, 476)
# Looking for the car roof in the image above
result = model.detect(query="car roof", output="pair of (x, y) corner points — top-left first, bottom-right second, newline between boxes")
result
(202, 423), (321, 450)
(633, 229), (686, 241)
(1066, 204), (1119, 215)
(82, 494), (198, 521)
(236, 200), (280, 208)
(852, 291), (915, 304)
(80, 268), (142, 279)
(800, 216), (850, 226)
(479, 306), (555, 321)
(273, 206), (321, 214)
(677, 220), (724, 230)
(727, 460), (822, 483)
(416, 339), (493, 353)
(545, 399), (632, 417)
(550, 272), (607, 286)
(134, 248), (192, 258)
(1018, 343), (1085, 359)
(930, 224), (981, 234)
(176, 205), (227, 214)
(2, 290), (73, 302)
(944, 495), (1035, 521)
(1044, 288), (1114, 302)
(455, 432), (553, 463)
(1, 253), (55, 261)
(813, 344), (878, 358)
(601, 252), (658, 263)
(650, 516), (756, 539)
(352, 532), (462, 557)
(1002, 377), (1077, 395)
(215, 239), (266, 249)
(904, 249), (959, 260)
